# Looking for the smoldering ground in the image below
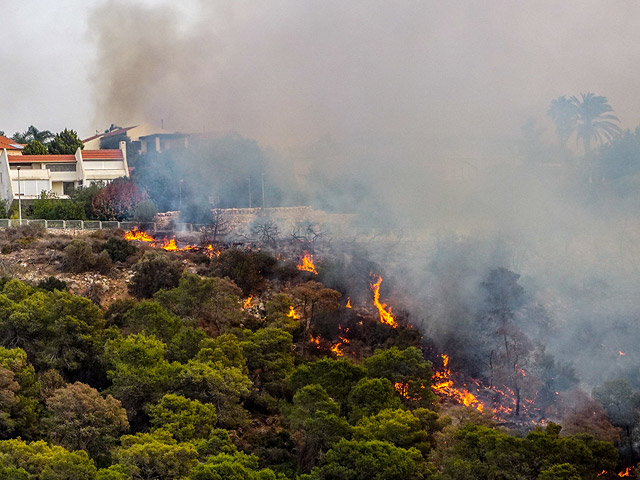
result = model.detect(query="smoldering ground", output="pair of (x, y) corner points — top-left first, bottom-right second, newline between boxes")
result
(89, 0), (640, 390)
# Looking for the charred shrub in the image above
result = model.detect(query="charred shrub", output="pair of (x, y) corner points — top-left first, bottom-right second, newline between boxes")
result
(128, 250), (183, 298)
(37, 276), (68, 292)
(61, 239), (113, 273)
(42, 236), (72, 251)
(208, 248), (277, 295)
(102, 236), (138, 263)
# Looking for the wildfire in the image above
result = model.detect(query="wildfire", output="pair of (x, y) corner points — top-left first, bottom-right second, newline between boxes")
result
(431, 354), (483, 412)
(601, 468), (635, 478)
(243, 296), (253, 309)
(370, 275), (398, 328)
(205, 244), (221, 258)
(309, 335), (321, 345)
(346, 298), (352, 308)
(619, 351), (626, 356)
(124, 229), (202, 252)
(330, 334), (350, 357)
(297, 252), (318, 274)
(287, 306), (300, 319)
(124, 227), (154, 242)
(394, 382), (410, 398)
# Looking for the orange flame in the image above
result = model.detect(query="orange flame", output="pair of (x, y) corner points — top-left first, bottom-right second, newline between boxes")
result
(619, 351), (626, 356)
(160, 237), (178, 251)
(346, 298), (352, 308)
(205, 244), (221, 258)
(431, 354), (483, 412)
(157, 237), (197, 251)
(243, 296), (253, 309)
(287, 306), (300, 319)
(619, 467), (633, 477)
(124, 227), (154, 242)
(330, 335), (349, 357)
(297, 252), (318, 274)
(310, 335), (321, 345)
(370, 275), (398, 328)
(394, 382), (410, 398)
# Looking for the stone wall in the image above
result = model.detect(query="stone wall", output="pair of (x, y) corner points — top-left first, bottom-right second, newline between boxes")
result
(211, 206), (355, 240)
(154, 206), (356, 240)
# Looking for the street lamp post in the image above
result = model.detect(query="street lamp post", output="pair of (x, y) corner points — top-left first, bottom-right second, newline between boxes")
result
(16, 167), (21, 226)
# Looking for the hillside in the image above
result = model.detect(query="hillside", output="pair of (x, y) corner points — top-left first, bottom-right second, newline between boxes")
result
(0, 225), (632, 479)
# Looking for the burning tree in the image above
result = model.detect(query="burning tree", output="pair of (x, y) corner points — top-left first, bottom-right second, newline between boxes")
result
(474, 268), (537, 417)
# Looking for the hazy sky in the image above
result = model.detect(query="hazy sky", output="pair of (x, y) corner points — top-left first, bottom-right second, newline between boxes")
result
(2, 0), (640, 152)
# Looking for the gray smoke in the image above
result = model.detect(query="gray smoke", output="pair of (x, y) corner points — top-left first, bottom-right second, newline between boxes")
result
(89, 0), (640, 389)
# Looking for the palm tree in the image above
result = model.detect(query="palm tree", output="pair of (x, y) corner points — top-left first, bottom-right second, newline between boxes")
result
(548, 93), (621, 158)
(570, 93), (621, 157)
(547, 95), (575, 147)
(11, 125), (53, 145)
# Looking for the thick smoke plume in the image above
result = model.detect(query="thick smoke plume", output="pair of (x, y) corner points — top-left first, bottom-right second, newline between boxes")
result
(90, 1), (640, 390)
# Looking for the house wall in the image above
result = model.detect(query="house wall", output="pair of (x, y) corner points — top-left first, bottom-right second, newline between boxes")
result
(0, 150), (14, 205)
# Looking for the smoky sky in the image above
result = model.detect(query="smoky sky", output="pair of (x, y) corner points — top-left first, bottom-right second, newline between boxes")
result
(88, 0), (640, 150)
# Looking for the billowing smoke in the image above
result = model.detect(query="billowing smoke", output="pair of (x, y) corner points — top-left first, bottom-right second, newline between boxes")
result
(89, 0), (640, 392)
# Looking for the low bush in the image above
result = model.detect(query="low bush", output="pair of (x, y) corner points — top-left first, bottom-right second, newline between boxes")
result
(128, 251), (183, 298)
(61, 239), (112, 274)
(37, 276), (68, 292)
(102, 236), (138, 263)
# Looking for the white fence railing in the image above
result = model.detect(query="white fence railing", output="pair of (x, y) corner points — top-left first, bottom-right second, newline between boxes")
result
(0, 219), (204, 232)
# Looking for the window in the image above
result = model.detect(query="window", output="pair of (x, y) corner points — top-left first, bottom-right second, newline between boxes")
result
(12, 180), (50, 196)
(63, 182), (75, 195)
(47, 163), (76, 172)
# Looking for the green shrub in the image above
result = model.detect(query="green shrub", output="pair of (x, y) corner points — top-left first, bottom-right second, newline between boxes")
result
(102, 236), (138, 263)
(36, 276), (68, 292)
(128, 251), (183, 298)
(133, 200), (158, 223)
(61, 239), (113, 273)
(31, 192), (86, 220)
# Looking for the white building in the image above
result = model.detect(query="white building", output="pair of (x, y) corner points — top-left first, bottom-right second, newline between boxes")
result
(0, 142), (129, 203)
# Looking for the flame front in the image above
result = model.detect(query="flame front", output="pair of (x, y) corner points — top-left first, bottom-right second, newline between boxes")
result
(370, 275), (398, 328)
(431, 354), (483, 412)
(346, 298), (352, 308)
(297, 253), (318, 274)
(125, 227), (154, 242)
(243, 296), (253, 309)
(287, 306), (300, 319)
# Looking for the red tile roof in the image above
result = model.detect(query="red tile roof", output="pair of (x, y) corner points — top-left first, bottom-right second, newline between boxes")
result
(7, 150), (123, 163)
(82, 126), (137, 143)
(0, 136), (24, 151)
(82, 149), (123, 160)
(8, 155), (75, 163)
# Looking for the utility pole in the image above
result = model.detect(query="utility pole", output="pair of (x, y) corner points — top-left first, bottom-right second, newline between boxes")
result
(17, 166), (21, 226)
(248, 177), (252, 208)
(261, 172), (265, 208)
(179, 179), (183, 210)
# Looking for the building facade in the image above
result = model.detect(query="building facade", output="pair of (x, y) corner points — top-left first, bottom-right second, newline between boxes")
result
(0, 142), (129, 203)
